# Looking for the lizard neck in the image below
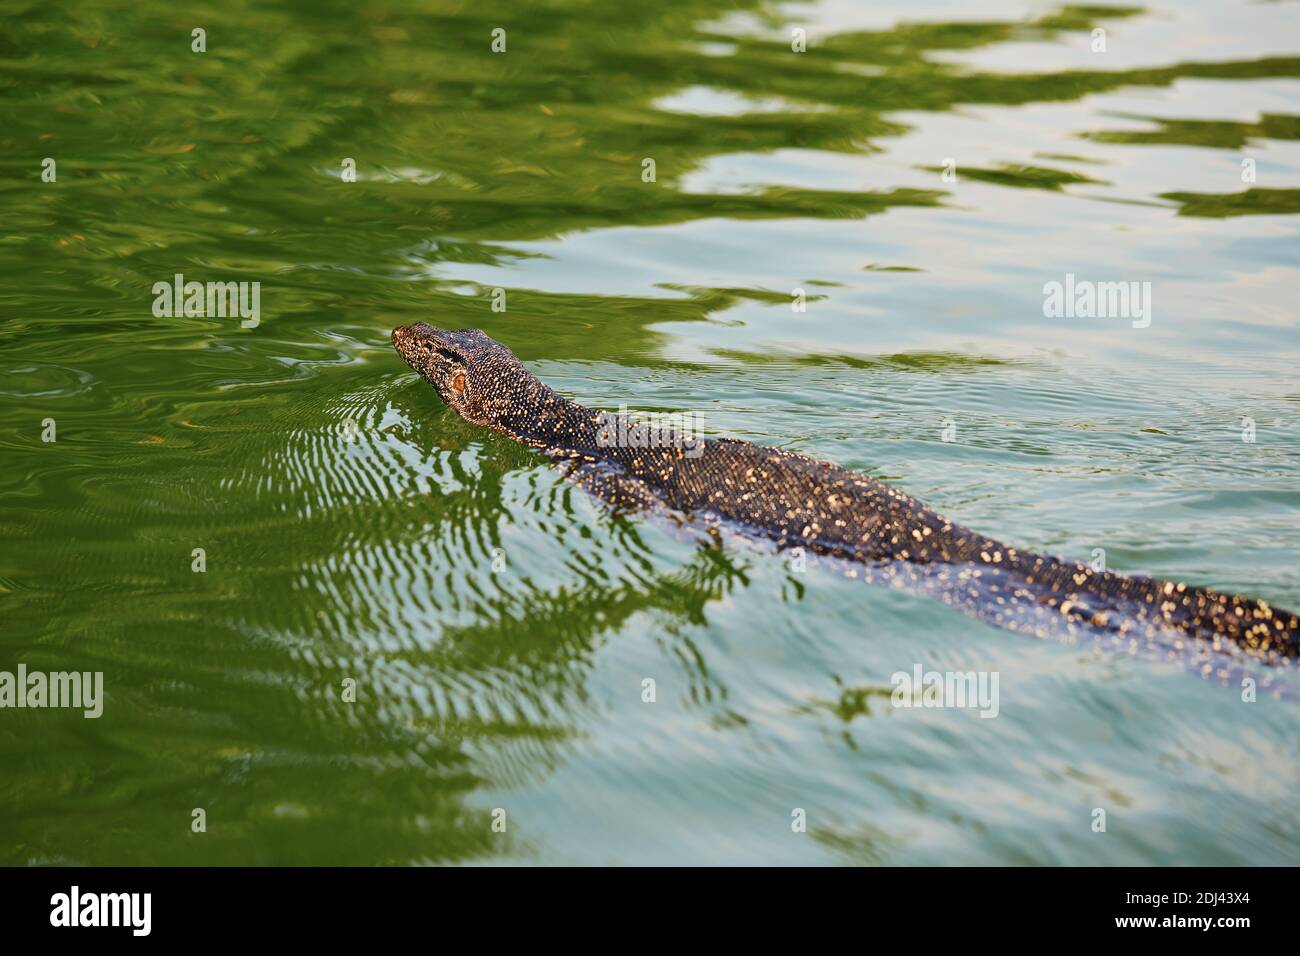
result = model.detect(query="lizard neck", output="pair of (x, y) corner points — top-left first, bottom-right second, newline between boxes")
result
(491, 385), (603, 450)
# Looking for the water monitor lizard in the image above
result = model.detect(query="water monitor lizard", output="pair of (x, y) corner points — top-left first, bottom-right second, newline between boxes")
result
(392, 323), (1299, 681)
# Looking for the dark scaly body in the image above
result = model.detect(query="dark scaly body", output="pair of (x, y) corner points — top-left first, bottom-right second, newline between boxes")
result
(392, 324), (1300, 674)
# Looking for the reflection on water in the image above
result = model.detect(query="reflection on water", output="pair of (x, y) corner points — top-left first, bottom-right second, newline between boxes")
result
(2, 0), (1299, 864)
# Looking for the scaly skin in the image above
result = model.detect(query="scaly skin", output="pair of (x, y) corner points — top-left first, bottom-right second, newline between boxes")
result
(392, 324), (1300, 669)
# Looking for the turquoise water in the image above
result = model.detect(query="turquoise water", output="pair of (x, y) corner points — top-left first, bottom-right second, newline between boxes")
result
(1, 0), (1298, 864)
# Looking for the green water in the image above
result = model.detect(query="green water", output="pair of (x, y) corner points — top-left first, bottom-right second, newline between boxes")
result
(3, 0), (1299, 865)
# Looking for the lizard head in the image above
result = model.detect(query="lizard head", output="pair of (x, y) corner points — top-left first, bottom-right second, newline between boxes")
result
(391, 324), (543, 431)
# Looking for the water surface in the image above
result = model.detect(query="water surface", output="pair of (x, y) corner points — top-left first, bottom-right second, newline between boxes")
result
(2, 0), (1299, 865)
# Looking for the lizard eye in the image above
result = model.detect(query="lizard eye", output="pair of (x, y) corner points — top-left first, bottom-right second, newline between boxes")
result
(426, 344), (461, 363)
